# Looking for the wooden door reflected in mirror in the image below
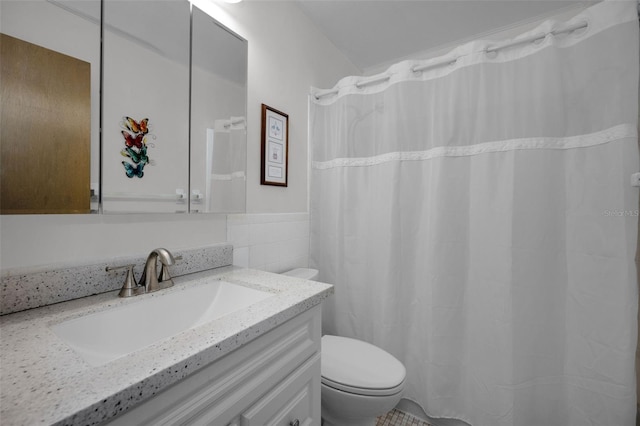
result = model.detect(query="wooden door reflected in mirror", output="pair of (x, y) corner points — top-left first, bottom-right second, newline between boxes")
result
(0, 33), (91, 214)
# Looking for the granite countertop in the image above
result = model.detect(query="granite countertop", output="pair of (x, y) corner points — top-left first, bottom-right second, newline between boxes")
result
(0, 267), (333, 426)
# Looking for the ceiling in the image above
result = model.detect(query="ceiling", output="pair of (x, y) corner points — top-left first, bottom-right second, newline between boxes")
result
(295, 0), (596, 72)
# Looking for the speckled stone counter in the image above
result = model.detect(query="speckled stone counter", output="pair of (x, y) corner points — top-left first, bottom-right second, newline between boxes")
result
(0, 267), (333, 426)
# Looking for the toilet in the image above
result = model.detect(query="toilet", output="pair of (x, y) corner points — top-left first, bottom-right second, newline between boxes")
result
(282, 268), (407, 426)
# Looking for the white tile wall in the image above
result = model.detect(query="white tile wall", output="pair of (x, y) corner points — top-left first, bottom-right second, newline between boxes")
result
(227, 213), (309, 273)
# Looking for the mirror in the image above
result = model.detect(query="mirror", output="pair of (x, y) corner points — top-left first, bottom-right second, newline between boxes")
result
(0, 0), (248, 215)
(190, 6), (247, 214)
(0, 0), (101, 214)
(101, 0), (191, 214)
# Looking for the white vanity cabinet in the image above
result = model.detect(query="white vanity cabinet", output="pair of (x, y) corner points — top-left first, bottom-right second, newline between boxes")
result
(105, 305), (321, 426)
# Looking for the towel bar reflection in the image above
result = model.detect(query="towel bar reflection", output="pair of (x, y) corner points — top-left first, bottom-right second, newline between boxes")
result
(102, 191), (186, 201)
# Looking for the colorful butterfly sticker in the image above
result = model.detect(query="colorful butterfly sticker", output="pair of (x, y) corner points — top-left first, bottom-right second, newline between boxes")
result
(121, 131), (145, 149)
(120, 145), (149, 165)
(122, 161), (145, 178)
(120, 117), (153, 179)
(123, 117), (149, 135)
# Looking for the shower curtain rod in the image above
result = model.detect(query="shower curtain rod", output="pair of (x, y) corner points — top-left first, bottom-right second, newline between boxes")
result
(413, 20), (588, 72)
(483, 20), (587, 55)
(355, 74), (391, 89)
(314, 19), (591, 100)
(223, 117), (246, 129)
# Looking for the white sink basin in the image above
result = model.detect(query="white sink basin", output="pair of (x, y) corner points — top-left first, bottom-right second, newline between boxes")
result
(51, 280), (273, 366)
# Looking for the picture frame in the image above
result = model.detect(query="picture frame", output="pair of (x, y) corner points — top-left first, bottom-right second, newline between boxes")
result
(261, 104), (289, 186)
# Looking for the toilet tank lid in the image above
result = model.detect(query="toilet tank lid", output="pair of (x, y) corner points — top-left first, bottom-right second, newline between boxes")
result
(282, 268), (318, 280)
(321, 335), (406, 391)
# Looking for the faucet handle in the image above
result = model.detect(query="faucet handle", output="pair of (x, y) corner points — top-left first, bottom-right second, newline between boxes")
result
(107, 264), (144, 297)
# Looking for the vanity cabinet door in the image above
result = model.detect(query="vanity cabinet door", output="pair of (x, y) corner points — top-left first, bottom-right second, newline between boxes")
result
(103, 305), (321, 426)
(241, 353), (320, 426)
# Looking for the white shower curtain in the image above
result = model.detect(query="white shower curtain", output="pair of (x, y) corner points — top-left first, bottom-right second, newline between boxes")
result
(309, 2), (639, 425)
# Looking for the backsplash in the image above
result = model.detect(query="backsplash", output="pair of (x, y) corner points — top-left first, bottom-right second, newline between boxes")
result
(227, 213), (309, 273)
(1, 213), (309, 316)
(0, 244), (232, 315)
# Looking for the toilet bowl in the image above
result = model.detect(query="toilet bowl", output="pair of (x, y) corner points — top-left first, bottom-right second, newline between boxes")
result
(321, 335), (405, 426)
(282, 269), (407, 426)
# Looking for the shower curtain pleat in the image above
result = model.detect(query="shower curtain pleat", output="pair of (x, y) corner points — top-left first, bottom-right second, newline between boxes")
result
(309, 2), (639, 425)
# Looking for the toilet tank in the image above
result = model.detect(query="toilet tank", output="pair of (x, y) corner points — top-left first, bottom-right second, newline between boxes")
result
(282, 268), (319, 281)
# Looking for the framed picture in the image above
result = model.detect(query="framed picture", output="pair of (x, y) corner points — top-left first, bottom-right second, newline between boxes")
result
(261, 104), (289, 186)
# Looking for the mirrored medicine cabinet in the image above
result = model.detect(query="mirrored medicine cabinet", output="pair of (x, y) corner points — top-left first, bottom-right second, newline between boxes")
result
(0, 0), (247, 215)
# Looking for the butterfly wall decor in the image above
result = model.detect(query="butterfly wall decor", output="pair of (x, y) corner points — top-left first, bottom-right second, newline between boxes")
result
(123, 117), (149, 135)
(122, 161), (145, 178)
(119, 117), (154, 179)
(121, 131), (145, 149)
(120, 145), (149, 165)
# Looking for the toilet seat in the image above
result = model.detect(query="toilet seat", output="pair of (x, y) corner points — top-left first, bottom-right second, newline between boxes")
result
(321, 335), (406, 397)
(321, 375), (404, 397)
(282, 268), (319, 281)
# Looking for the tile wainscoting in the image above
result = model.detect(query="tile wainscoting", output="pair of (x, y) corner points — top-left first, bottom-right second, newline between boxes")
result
(227, 213), (310, 273)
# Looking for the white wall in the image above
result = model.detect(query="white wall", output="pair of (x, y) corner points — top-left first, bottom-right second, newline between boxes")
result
(0, 1), (359, 270)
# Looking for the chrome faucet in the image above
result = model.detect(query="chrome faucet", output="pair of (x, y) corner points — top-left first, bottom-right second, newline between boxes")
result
(107, 248), (180, 297)
(139, 248), (176, 293)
